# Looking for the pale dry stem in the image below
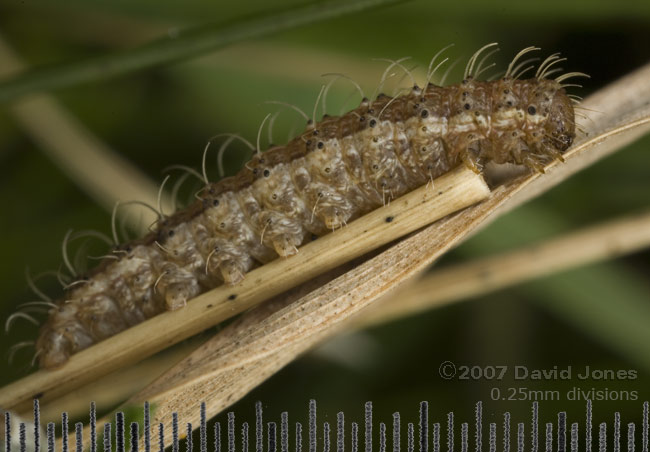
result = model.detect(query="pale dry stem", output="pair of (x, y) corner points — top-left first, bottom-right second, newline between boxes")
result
(363, 209), (650, 327)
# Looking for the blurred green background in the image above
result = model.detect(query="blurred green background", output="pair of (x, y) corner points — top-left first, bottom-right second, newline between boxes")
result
(1, 0), (649, 446)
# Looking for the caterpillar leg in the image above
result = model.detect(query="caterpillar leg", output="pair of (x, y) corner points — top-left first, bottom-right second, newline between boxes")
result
(76, 294), (128, 337)
(305, 187), (355, 231)
(271, 234), (300, 257)
(165, 281), (200, 310)
(543, 145), (566, 163)
(321, 206), (347, 230)
(154, 264), (201, 310)
(460, 147), (483, 174)
(219, 260), (246, 285)
(522, 154), (548, 173)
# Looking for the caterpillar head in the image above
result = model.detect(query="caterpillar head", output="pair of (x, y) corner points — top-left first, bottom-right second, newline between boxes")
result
(545, 85), (576, 151)
(528, 80), (576, 153)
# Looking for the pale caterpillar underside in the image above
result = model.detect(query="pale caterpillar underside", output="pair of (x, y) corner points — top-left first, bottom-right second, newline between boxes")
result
(8, 44), (585, 369)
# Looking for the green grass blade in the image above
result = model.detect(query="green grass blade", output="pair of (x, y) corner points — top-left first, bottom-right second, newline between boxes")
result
(529, 263), (650, 370)
(0, 0), (407, 104)
(461, 203), (650, 369)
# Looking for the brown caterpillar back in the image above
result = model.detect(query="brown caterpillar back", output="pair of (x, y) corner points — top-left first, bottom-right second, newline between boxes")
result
(14, 45), (580, 369)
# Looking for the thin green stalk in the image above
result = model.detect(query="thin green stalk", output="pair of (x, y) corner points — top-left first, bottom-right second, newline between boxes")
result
(0, 0), (407, 104)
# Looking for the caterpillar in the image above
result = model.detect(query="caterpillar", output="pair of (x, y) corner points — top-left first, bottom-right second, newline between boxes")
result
(8, 44), (583, 370)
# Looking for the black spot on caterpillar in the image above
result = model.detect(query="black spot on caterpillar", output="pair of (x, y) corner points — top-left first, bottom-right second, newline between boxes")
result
(6, 44), (585, 369)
